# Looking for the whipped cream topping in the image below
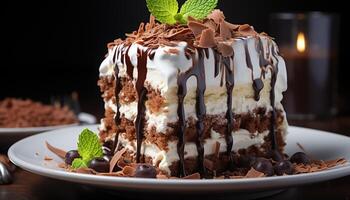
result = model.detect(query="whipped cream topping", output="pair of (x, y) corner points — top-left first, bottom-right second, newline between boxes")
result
(99, 36), (287, 96)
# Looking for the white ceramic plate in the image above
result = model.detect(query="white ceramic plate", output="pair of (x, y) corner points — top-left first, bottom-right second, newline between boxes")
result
(8, 125), (350, 193)
(0, 113), (96, 149)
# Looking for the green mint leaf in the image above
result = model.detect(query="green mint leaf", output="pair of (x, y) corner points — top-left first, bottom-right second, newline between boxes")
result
(71, 158), (87, 169)
(146, 0), (178, 24)
(77, 128), (103, 162)
(179, 0), (218, 22)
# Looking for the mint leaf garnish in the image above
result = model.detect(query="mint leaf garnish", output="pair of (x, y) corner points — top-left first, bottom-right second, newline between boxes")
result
(146, 0), (178, 24)
(179, 0), (218, 22)
(71, 128), (103, 169)
(145, 0), (218, 25)
(72, 158), (87, 169)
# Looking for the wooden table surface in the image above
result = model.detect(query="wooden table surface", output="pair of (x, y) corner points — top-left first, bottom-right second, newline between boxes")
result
(1, 117), (350, 200)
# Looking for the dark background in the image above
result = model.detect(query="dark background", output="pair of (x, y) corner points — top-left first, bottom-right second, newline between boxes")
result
(2, 0), (348, 118)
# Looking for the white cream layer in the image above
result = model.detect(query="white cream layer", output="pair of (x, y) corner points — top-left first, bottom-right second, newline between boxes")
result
(99, 36), (287, 100)
(117, 129), (270, 175)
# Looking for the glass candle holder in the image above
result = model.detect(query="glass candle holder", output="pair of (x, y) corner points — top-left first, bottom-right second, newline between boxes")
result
(269, 12), (339, 120)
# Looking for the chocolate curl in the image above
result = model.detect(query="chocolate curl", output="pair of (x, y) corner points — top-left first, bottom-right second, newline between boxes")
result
(207, 9), (225, 24)
(122, 166), (136, 177)
(45, 141), (67, 159)
(217, 42), (234, 57)
(183, 172), (201, 179)
(198, 28), (216, 48)
(219, 21), (232, 39)
(245, 168), (265, 178)
(237, 24), (258, 37)
(109, 148), (127, 173)
(188, 21), (208, 37)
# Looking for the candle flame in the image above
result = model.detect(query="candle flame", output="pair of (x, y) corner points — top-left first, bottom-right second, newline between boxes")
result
(296, 32), (306, 53)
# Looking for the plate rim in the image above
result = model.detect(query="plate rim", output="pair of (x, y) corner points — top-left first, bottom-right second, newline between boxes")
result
(7, 125), (350, 191)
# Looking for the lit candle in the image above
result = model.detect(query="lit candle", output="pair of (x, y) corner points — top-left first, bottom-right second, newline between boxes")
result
(296, 32), (306, 53)
(270, 12), (339, 119)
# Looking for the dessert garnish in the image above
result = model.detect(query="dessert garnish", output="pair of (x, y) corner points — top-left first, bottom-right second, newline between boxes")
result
(146, 0), (218, 24)
(70, 129), (103, 169)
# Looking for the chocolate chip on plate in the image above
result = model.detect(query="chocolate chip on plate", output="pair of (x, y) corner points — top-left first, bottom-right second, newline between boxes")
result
(290, 152), (311, 165)
(274, 160), (294, 175)
(134, 164), (157, 178)
(253, 158), (274, 176)
(88, 158), (110, 173)
(65, 150), (81, 165)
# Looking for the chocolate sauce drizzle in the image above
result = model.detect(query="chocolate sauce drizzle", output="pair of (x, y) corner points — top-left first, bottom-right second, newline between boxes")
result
(112, 46), (122, 152)
(113, 46), (153, 162)
(269, 43), (279, 150)
(243, 40), (264, 101)
(213, 52), (235, 169)
(177, 49), (207, 177)
(110, 36), (280, 176)
(223, 56), (235, 169)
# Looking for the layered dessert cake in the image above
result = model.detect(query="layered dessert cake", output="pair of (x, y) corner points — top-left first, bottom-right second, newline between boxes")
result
(97, 10), (288, 177)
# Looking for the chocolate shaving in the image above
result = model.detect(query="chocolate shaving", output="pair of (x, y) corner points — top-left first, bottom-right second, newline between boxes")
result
(198, 28), (216, 48)
(203, 19), (218, 32)
(156, 174), (169, 179)
(109, 148), (127, 173)
(44, 156), (53, 161)
(217, 42), (234, 57)
(45, 141), (67, 159)
(324, 158), (347, 168)
(236, 24), (258, 37)
(98, 171), (125, 177)
(122, 166), (136, 177)
(219, 21), (232, 39)
(117, 159), (128, 169)
(164, 48), (180, 55)
(74, 167), (96, 174)
(183, 172), (201, 179)
(207, 9), (225, 24)
(105, 9), (272, 60)
(188, 21), (209, 37)
(294, 158), (347, 174)
(245, 168), (265, 178)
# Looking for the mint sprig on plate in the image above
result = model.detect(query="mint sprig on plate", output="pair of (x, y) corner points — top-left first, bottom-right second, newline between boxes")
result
(146, 0), (218, 25)
(71, 128), (103, 169)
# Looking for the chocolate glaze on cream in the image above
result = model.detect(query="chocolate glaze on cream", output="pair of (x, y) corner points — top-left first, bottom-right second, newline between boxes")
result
(112, 46), (122, 152)
(177, 49), (207, 177)
(110, 36), (281, 177)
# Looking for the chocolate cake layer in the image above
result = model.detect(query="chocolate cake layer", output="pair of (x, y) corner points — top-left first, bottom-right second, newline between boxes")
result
(100, 106), (285, 150)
